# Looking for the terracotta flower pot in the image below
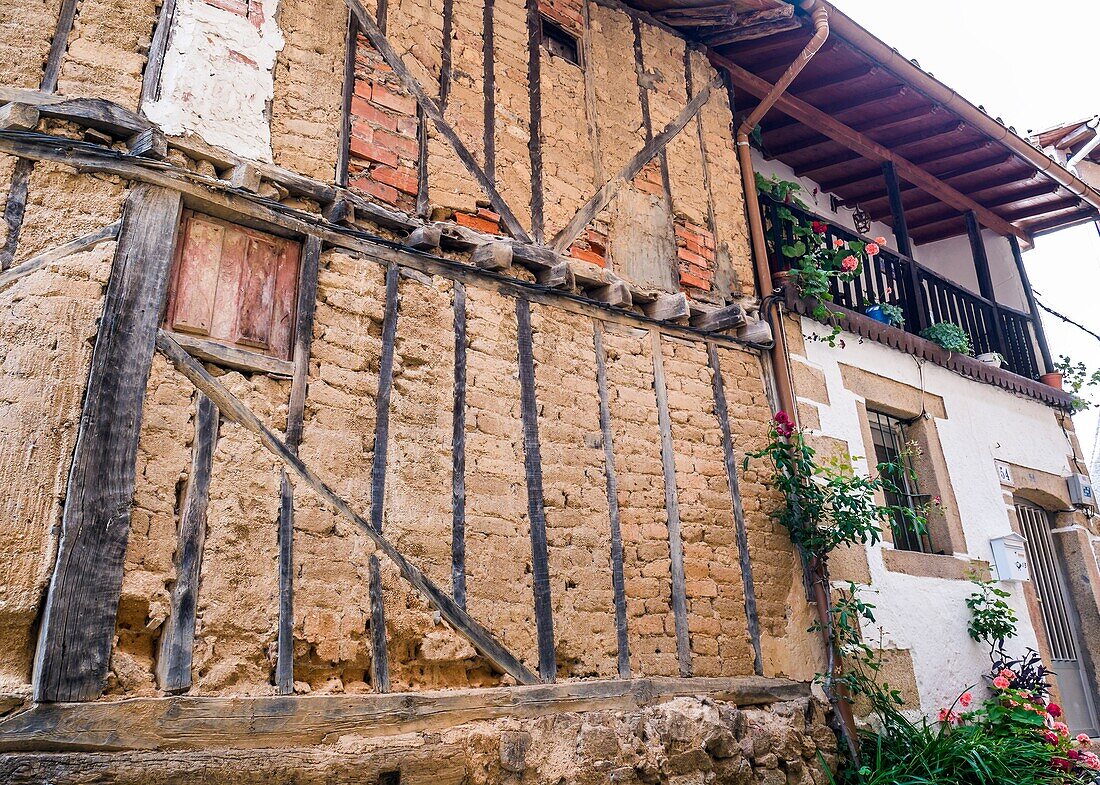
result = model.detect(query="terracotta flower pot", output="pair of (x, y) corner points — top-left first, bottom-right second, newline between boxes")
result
(1040, 371), (1063, 390)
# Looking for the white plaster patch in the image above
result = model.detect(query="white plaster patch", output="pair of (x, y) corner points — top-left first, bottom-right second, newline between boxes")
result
(143, 0), (285, 161)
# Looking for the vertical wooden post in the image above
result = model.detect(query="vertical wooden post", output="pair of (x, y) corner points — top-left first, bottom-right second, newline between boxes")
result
(1009, 235), (1054, 375)
(34, 184), (183, 703)
(650, 330), (692, 677)
(707, 344), (763, 676)
(593, 321), (631, 679)
(275, 235), (322, 695)
(157, 393), (219, 693)
(966, 210), (1008, 354)
(882, 161), (927, 333)
(336, 13), (358, 188)
(525, 0), (544, 242)
(451, 282), (469, 608)
(516, 298), (556, 682)
(367, 262), (399, 692)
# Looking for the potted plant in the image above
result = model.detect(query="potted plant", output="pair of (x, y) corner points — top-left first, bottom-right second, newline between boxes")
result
(976, 351), (1005, 368)
(865, 302), (905, 328)
(920, 322), (973, 355)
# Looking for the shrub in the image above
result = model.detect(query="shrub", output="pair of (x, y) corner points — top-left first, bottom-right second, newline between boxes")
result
(920, 321), (973, 355)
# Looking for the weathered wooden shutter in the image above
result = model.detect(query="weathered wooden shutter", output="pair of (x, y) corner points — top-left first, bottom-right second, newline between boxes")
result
(167, 211), (301, 359)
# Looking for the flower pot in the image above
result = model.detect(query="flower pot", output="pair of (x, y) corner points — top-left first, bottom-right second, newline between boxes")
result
(865, 304), (891, 325)
(771, 270), (792, 289)
(1040, 371), (1064, 390)
(977, 352), (1004, 368)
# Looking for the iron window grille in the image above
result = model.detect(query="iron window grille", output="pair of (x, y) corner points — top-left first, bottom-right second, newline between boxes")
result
(867, 409), (932, 553)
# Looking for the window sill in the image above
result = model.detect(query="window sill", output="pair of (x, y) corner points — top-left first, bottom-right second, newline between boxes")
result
(169, 331), (294, 378)
(881, 548), (990, 581)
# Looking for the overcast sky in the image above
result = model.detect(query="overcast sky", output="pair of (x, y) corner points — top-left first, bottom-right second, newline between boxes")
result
(831, 0), (1100, 468)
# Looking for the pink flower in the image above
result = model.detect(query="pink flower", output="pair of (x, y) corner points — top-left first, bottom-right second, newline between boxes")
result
(865, 242), (880, 256)
(959, 692), (973, 708)
(992, 676), (1010, 690)
(841, 255), (858, 272)
(773, 411), (795, 438)
(1083, 752), (1100, 770)
(1055, 722), (1071, 736)
(833, 238), (845, 248)
(874, 236), (887, 245)
(1076, 733), (1092, 745)
(937, 708), (960, 724)
(1048, 702), (1062, 718)
(1000, 668), (1016, 680)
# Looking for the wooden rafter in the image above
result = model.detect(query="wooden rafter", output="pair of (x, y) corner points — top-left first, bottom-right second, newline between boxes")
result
(154, 329), (540, 687)
(700, 5), (798, 46)
(713, 51), (1029, 241)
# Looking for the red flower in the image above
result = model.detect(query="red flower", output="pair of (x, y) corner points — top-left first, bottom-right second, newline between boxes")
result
(811, 220), (828, 234)
(1048, 702), (1063, 718)
(1045, 731), (1061, 745)
(1052, 757), (1072, 772)
(959, 692), (972, 708)
(937, 708), (960, 724)
(833, 238), (845, 248)
(773, 410), (795, 438)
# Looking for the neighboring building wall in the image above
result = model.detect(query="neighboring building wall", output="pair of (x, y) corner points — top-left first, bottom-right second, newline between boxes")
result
(786, 313), (1100, 715)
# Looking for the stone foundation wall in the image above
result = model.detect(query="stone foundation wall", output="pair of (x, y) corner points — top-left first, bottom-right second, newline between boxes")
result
(0, 693), (838, 785)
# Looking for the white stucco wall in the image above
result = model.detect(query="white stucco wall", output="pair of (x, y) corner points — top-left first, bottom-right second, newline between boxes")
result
(143, 0), (285, 160)
(799, 317), (1078, 712)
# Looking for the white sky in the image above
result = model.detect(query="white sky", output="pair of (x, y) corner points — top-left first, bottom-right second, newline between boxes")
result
(831, 0), (1100, 467)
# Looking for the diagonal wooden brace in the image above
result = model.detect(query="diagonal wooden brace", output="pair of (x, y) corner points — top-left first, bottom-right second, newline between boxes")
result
(549, 75), (724, 253)
(346, 0), (532, 244)
(154, 329), (540, 686)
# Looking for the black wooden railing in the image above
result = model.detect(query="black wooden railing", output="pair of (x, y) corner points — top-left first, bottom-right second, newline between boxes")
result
(760, 193), (1043, 380)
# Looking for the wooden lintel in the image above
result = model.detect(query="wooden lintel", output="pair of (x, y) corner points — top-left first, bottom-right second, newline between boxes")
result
(0, 676), (810, 753)
(168, 331), (294, 377)
(36, 97), (153, 138)
(711, 51), (1030, 243)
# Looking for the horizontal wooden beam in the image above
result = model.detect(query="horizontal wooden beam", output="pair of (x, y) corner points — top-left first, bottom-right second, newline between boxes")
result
(761, 85), (909, 137)
(712, 51), (1029, 242)
(795, 121), (964, 179)
(768, 101), (933, 157)
(0, 676), (810, 753)
(701, 5), (798, 46)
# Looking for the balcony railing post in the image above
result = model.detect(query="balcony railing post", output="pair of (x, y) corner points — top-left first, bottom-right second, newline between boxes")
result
(1009, 235), (1054, 375)
(882, 162), (927, 333)
(965, 211), (1008, 358)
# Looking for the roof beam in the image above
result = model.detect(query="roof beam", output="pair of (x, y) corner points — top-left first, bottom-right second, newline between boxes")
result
(701, 5), (799, 46)
(762, 85), (909, 136)
(711, 51), (1029, 242)
(652, 4), (737, 27)
(819, 140), (993, 194)
(795, 121), (965, 179)
(895, 180), (1062, 226)
(768, 101), (931, 157)
(847, 153), (1016, 207)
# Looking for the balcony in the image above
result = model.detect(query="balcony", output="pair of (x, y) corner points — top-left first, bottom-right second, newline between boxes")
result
(759, 192), (1048, 383)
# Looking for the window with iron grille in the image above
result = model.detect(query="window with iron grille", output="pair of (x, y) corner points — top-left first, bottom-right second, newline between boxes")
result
(867, 409), (932, 553)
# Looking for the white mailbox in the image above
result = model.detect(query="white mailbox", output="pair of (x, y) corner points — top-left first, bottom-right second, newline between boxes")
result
(990, 533), (1029, 582)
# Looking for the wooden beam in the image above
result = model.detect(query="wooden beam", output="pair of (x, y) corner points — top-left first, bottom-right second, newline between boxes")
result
(346, 0), (532, 242)
(451, 282), (468, 608)
(0, 220), (120, 290)
(0, 103), (40, 131)
(471, 241), (513, 271)
(794, 121), (964, 180)
(526, 0), (544, 242)
(275, 235), (321, 695)
(712, 51), (1029, 242)
(516, 299), (556, 682)
(0, 159), (32, 270)
(643, 292), (690, 322)
(700, 5), (799, 46)
(706, 344), (761, 676)
(653, 4), (737, 27)
(763, 86), (913, 146)
(157, 394), (219, 693)
(690, 304), (746, 333)
(40, 0), (79, 93)
(549, 76), (723, 253)
(141, 0), (178, 106)
(167, 331), (294, 377)
(651, 331), (691, 677)
(154, 330), (540, 685)
(34, 185), (183, 702)
(367, 263), (400, 691)
(1009, 235), (1053, 375)
(0, 676), (811, 753)
(593, 321), (630, 679)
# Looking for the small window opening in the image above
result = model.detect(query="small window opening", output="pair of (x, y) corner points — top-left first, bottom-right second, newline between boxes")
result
(541, 15), (581, 67)
(867, 409), (933, 553)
